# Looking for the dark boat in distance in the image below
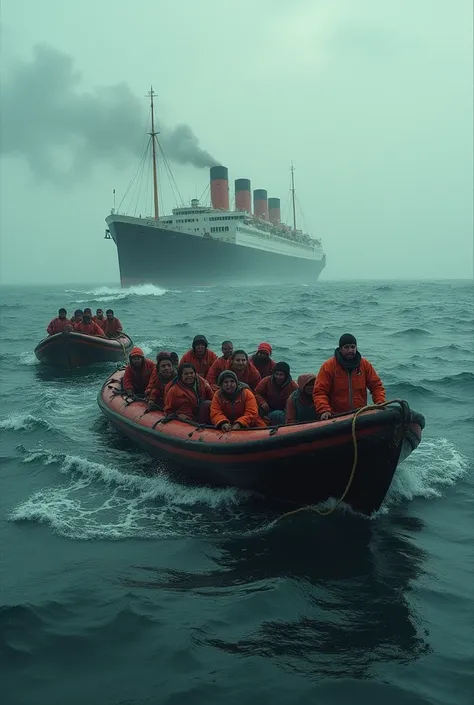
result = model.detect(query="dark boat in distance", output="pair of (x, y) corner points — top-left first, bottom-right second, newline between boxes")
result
(35, 331), (133, 370)
(98, 370), (425, 516)
(105, 89), (326, 288)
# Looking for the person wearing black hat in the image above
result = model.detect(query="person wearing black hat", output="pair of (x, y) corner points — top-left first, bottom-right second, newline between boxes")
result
(146, 351), (176, 410)
(46, 308), (72, 335)
(179, 334), (218, 378)
(210, 370), (265, 431)
(255, 361), (298, 425)
(313, 333), (386, 420)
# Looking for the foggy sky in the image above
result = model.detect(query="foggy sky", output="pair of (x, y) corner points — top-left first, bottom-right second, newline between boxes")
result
(0, 0), (472, 284)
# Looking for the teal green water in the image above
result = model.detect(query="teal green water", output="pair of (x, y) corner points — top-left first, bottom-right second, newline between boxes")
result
(1, 280), (472, 705)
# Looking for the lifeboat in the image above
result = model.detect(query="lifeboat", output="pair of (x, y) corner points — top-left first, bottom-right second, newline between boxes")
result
(98, 370), (425, 516)
(35, 331), (134, 370)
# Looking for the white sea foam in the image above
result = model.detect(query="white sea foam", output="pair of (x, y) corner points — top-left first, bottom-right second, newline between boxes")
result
(379, 436), (469, 513)
(73, 284), (168, 304)
(18, 351), (38, 366)
(0, 413), (51, 432)
(9, 449), (250, 540)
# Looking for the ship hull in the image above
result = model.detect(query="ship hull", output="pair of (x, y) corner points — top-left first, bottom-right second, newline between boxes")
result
(108, 220), (326, 287)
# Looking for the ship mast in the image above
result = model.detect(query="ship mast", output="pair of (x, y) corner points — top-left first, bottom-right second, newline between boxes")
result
(147, 87), (159, 220)
(291, 162), (297, 232)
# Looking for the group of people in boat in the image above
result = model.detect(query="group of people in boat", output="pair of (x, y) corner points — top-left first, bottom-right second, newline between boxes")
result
(122, 334), (386, 430)
(46, 308), (123, 338)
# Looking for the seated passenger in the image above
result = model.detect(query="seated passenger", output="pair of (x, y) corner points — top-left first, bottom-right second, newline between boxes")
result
(179, 335), (218, 378)
(210, 371), (266, 431)
(286, 374), (318, 424)
(313, 334), (386, 419)
(47, 308), (72, 335)
(74, 311), (106, 336)
(70, 309), (83, 324)
(146, 352), (176, 410)
(164, 363), (213, 423)
(122, 347), (155, 397)
(93, 309), (106, 329)
(102, 309), (123, 337)
(226, 349), (261, 390)
(255, 361), (298, 425)
(206, 340), (234, 388)
(250, 342), (276, 379)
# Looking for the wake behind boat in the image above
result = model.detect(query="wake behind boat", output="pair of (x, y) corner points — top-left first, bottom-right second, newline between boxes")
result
(98, 369), (425, 516)
(35, 331), (133, 370)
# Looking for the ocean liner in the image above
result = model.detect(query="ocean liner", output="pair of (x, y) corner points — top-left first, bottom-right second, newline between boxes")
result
(105, 91), (326, 287)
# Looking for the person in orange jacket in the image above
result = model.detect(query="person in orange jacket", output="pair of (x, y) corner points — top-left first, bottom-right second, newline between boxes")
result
(164, 362), (213, 422)
(206, 340), (234, 388)
(74, 311), (106, 336)
(286, 374), (318, 424)
(70, 309), (83, 325)
(146, 351), (176, 410)
(250, 342), (276, 379)
(207, 348), (260, 391)
(47, 308), (72, 335)
(179, 335), (218, 378)
(122, 347), (155, 397)
(210, 370), (266, 431)
(93, 308), (106, 329)
(313, 334), (386, 420)
(102, 309), (123, 337)
(255, 361), (298, 425)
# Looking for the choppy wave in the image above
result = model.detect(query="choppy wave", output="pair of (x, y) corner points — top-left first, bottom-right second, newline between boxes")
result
(0, 414), (52, 432)
(390, 328), (433, 338)
(382, 437), (469, 509)
(9, 449), (251, 540)
(69, 284), (168, 304)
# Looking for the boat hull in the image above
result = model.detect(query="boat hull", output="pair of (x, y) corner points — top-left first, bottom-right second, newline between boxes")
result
(107, 219), (326, 287)
(98, 371), (425, 515)
(35, 332), (133, 370)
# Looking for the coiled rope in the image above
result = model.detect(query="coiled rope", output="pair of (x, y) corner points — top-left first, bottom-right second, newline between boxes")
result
(276, 400), (406, 521)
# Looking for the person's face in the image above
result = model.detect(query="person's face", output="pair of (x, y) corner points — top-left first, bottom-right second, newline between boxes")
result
(194, 343), (206, 356)
(83, 314), (91, 324)
(256, 350), (269, 362)
(181, 368), (196, 385)
(222, 377), (237, 394)
(131, 355), (143, 367)
(273, 371), (286, 385)
(96, 309), (104, 318)
(107, 312), (114, 320)
(304, 382), (314, 396)
(232, 354), (247, 372)
(59, 311), (67, 319)
(158, 360), (173, 379)
(340, 344), (357, 360)
(222, 343), (233, 359)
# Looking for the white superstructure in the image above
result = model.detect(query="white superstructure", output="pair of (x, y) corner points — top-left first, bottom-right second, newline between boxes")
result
(110, 201), (324, 263)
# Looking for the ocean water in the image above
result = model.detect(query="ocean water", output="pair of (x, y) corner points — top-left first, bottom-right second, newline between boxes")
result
(0, 280), (472, 705)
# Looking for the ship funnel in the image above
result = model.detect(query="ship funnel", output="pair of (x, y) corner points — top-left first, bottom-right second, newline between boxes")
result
(210, 166), (229, 210)
(235, 178), (252, 213)
(268, 197), (281, 224)
(253, 189), (268, 220)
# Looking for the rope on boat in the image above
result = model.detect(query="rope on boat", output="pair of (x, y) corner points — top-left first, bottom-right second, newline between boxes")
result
(276, 400), (408, 521)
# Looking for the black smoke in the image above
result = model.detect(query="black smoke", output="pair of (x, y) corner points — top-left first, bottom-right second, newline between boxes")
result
(0, 44), (218, 183)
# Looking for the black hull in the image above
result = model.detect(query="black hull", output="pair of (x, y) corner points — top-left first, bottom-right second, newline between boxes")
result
(98, 374), (425, 516)
(108, 220), (326, 287)
(34, 332), (133, 370)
